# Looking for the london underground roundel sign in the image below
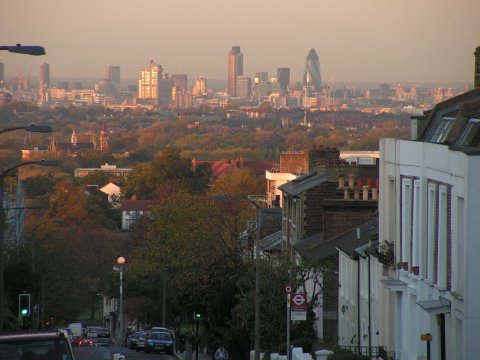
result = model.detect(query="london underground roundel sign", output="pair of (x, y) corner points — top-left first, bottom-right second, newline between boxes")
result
(284, 283), (293, 293)
(291, 293), (307, 310)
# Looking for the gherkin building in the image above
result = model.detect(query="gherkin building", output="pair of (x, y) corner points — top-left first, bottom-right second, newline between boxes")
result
(303, 48), (322, 92)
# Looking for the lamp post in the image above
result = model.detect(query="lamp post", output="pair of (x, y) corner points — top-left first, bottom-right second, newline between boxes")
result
(0, 160), (58, 331)
(0, 44), (46, 56)
(212, 193), (264, 360)
(28, 219), (64, 329)
(247, 196), (263, 360)
(117, 256), (125, 347)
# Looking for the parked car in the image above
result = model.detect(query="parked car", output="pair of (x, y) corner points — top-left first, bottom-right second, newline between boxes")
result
(0, 330), (75, 360)
(144, 332), (174, 354)
(126, 331), (147, 350)
(151, 326), (170, 334)
(135, 332), (150, 352)
(86, 326), (110, 338)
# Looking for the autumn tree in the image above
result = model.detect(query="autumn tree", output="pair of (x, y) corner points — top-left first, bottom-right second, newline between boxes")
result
(209, 167), (264, 197)
(122, 148), (211, 199)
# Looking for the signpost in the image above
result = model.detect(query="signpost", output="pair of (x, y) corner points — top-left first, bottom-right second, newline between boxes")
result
(285, 287), (307, 360)
(290, 293), (307, 321)
(421, 333), (432, 360)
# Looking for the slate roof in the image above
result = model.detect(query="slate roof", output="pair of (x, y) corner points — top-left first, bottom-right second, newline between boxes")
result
(120, 200), (155, 211)
(295, 216), (378, 261)
(278, 171), (327, 196)
(420, 87), (480, 150)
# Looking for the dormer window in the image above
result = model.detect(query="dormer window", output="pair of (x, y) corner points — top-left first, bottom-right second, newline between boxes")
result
(454, 117), (480, 147)
(430, 116), (455, 143)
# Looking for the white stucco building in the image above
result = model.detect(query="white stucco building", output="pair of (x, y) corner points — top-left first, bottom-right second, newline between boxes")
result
(378, 87), (480, 359)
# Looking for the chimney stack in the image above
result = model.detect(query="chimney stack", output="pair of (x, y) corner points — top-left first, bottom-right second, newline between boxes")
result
(475, 46), (480, 90)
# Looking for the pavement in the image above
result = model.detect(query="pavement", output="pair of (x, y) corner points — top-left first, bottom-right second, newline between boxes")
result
(175, 350), (212, 360)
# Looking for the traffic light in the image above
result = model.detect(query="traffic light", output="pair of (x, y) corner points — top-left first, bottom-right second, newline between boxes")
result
(19, 293), (31, 317)
(193, 305), (205, 319)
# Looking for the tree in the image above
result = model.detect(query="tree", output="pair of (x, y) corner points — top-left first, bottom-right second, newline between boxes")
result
(209, 167), (264, 197)
(123, 148), (210, 199)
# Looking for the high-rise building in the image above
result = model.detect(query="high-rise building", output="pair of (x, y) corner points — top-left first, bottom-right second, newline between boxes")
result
(158, 78), (174, 107)
(475, 46), (480, 90)
(254, 72), (268, 83)
(40, 63), (50, 88)
(0, 62), (4, 83)
(192, 77), (207, 96)
(106, 65), (120, 87)
(171, 74), (188, 93)
(303, 48), (322, 93)
(236, 75), (252, 99)
(138, 61), (162, 101)
(277, 68), (290, 91)
(228, 46), (243, 96)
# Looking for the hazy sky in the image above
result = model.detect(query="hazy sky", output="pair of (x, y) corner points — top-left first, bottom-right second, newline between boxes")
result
(1, 0), (479, 85)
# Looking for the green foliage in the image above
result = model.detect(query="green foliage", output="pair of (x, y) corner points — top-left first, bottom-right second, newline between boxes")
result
(81, 170), (112, 188)
(123, 148), (210, 199)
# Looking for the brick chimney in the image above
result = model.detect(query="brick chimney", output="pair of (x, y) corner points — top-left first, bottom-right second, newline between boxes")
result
(475, 46), (480, 90)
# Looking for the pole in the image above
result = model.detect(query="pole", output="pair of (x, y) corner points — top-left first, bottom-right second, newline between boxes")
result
(0, 176), (4, 331)
(255, 206), (261, 360)
(119, 265), (124, 346)
(426, 337), (431, 360)
(286, 294), (291, 360)
(162, 269), (166, 327)
(195, 318), (199, 360)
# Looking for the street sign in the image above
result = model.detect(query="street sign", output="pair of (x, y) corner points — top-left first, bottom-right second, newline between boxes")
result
(421, 333), (432, 341)
(291, 293), (307, 310)
(284, 283), (293, 294)
(290, 293), (307, 321)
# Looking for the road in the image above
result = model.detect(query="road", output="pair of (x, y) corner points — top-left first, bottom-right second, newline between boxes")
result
(73, 345), (179, 360)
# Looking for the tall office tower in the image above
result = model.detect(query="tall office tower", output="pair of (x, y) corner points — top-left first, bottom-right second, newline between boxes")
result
(106, 65), (120, 87)
(236, 75), (252, 99)
(277, 68), (290, 91)
(0, 62), (4, 83)
(228, 46), (243, 96)
(192, 77), (207, 96)
(40, 63), (50, 88)
(158, 78), (174, 107)
(171, 74), (188, 93)
(303, 48), (322, 93)
(475, 46), (480, 90)
(254, 72), (268, 83)
(138, 61), (163, 100)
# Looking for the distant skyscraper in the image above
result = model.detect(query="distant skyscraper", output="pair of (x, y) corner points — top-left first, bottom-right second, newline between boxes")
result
(138, 61), (162, 100)
(303, 48), (322, 93)
(40, 63), (50, 88)
(106, 65), (120, 87)
(228, 46), (243, 96)
(0, 62), (4, 82)
(254, 72), (268, 83)
(158, 78), (174, 107)
(171, 74), (188, 93)
(192, 77), (207, 96)
(277, 68), (290, 91)
(475, 46), (480, 90)
(236, 75), (252, 99)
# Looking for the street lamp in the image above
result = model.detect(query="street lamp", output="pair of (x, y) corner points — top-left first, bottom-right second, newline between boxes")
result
(0, 159), (58, 331)
(116, 256), (125, 347)
(212, 193), (264, 360)
(0, 44), (46, 56)
(27, 219), (65, 329)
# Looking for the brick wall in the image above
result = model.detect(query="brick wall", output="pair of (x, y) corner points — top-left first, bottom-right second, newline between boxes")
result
(322, 201), (378, 240)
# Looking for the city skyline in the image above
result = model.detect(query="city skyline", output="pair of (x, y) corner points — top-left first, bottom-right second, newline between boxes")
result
(1, 0), (479, 84)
